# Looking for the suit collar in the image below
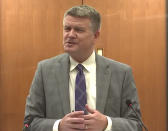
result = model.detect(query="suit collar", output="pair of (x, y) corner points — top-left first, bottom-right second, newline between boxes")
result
(56, 53), (71, 115)
(96, 54), (111, 113)
(69, 51), (96, 73)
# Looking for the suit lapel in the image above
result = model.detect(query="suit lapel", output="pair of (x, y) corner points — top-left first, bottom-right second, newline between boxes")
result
(96, 55), (111, 113)
(56, 54), (71, 115)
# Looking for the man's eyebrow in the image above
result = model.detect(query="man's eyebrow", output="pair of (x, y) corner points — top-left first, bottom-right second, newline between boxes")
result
(63, 25), (71, 29)
(75, 26), (85, 29)
(63, 25), (69, 27)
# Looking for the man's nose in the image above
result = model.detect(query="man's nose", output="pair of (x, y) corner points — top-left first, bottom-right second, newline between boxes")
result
(68, 29), (77, 38)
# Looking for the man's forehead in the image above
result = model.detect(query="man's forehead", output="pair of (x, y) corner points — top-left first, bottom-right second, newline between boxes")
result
(63, 21), (86, 28)
(64, 15), (91, 23)
(63, 16), (91, 27)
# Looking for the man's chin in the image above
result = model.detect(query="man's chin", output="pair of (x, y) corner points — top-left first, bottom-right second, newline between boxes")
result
(64, 49), (79, 56)
(64, 48), (75, 54)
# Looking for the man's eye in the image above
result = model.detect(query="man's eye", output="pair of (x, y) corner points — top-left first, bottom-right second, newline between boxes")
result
(76, 28), (84, 32)
(64, 27), (71, 31)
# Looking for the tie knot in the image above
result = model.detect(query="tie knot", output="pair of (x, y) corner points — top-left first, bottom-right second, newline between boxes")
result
(76, 64), (84, 73)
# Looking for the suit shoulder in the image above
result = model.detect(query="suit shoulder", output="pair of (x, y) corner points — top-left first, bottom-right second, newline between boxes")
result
(38, 53), (69, 66)
(97, 55), (131, 70)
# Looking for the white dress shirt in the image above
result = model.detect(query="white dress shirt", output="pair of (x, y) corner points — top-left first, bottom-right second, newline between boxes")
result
(53, 51), (112, 131)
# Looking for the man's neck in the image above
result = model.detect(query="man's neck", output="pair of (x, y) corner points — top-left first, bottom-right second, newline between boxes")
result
(70, 51), (94, 63)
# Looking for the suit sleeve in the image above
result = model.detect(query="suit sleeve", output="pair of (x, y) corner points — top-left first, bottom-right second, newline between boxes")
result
(110, 67), (142, 131)
(23, 62), (57, 131)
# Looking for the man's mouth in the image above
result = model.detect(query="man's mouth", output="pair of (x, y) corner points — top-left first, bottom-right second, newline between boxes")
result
(64, 41), (77, 47)
(65, 41), (77, 45)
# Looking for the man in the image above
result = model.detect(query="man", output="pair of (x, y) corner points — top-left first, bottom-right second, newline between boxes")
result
(24, 5), (142, 131)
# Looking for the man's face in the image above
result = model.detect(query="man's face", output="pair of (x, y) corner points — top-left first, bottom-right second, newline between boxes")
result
(63, 15), (99, 60)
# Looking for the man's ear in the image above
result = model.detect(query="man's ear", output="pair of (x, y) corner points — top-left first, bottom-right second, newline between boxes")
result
(94, 30), (100, 39)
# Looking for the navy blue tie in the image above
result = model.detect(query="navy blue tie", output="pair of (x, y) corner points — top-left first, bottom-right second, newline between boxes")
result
(75, 64), (87, 114)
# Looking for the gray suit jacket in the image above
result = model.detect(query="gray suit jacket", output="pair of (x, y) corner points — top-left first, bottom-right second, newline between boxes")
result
(24, 53), (142, 131)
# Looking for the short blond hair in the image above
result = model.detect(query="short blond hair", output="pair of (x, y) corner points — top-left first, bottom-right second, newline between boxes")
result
(64, 5), (101, 33)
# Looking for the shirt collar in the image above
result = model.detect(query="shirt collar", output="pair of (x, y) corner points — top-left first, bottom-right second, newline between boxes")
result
(70, 51), (96, 72)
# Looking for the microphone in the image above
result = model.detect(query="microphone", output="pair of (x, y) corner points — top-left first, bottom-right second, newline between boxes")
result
(23, 116), (34, 131)
(126, 99), (148, 131)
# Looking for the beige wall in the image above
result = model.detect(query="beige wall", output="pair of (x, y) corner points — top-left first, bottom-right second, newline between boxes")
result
(0, 0), (167, 130)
